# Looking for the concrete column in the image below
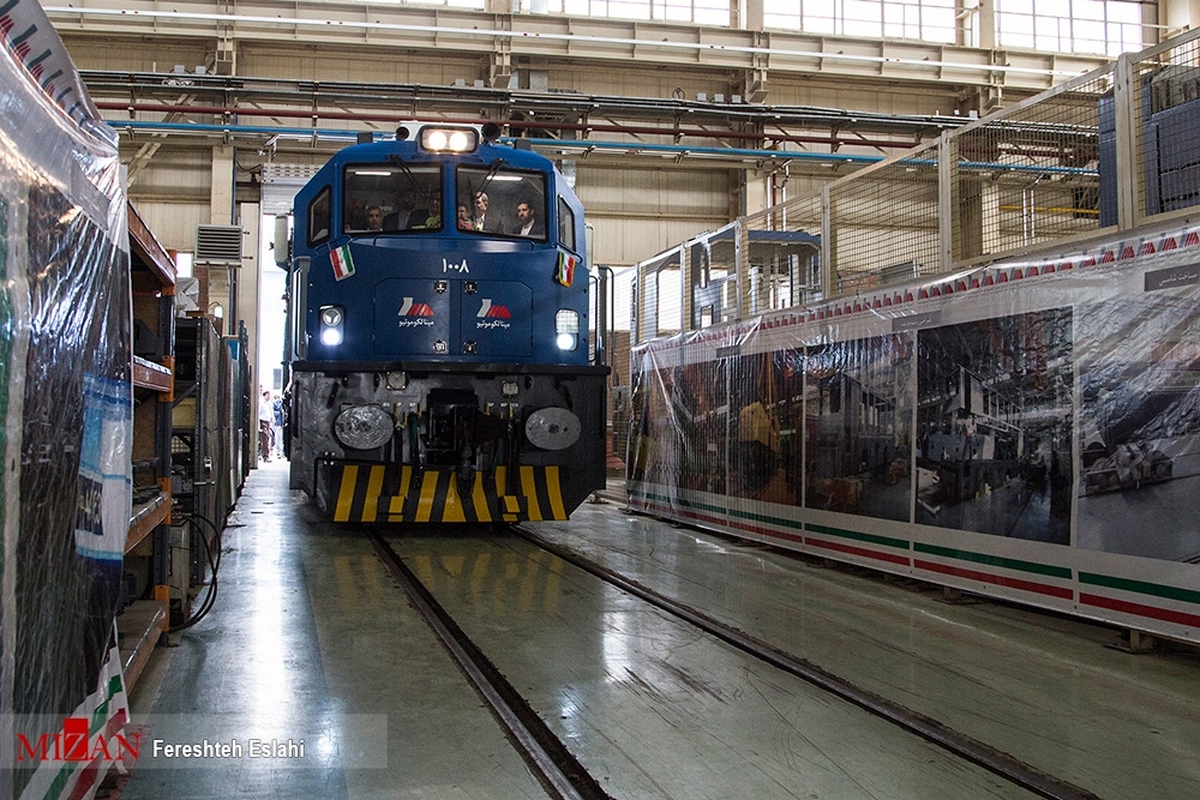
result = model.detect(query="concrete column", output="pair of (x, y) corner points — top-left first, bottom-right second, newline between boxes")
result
(239, 203), (262, 395)
(205, 145), (236, 330)
(1159, 0), (1200, 39)
(210, 146), (235, 225)
(976, 0), (996, 50)
(981, 180), (1002, 254)
(740, 0), (764, 30)
(742, 170), (768, 218)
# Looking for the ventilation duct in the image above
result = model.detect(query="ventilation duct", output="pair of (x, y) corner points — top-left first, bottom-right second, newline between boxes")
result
(194, 224), (244, 267)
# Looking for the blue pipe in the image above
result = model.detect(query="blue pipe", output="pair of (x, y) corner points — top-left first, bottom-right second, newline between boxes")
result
(107, 119), (882, 166)
(531, 136), (885, 165)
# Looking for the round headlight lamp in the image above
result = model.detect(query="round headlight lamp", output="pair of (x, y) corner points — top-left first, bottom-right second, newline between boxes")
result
(318, 304), (345, 347)
(555, 309), (579, 351)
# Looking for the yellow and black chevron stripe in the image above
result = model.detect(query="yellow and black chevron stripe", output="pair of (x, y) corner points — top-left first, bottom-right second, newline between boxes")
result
(327, 463), (568, 523)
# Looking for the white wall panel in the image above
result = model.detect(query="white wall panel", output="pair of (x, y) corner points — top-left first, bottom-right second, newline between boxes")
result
(581, 164), (729, 217)
(589, 215), (721, 266)
(577, 165), (731, 264)
(238, 44), (483, 86)
(123, 147), (212, 194)
(131, 201), (209, 254)
(59, 36), (211, 73)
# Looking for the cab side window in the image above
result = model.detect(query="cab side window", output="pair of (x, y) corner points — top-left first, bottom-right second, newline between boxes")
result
(558, 198), (576, 252)
(308, 186), (332, 247)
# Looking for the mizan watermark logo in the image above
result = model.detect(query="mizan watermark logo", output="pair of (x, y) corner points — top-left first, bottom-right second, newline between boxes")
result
(15, 717), (306, 766)
(16, 717), (142, 764)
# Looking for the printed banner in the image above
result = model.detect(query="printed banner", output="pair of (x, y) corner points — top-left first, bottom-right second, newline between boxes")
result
(628, 225), (1200, 642)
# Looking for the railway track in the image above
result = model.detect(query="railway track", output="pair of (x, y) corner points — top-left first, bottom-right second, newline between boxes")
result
(368, 524), (1100, 800)
(368, 529), (612, 800)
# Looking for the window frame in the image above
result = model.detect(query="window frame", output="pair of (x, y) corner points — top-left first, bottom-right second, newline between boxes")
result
(342, 162), (444, 236)
(307, 185), (332, 248)
(455, 164), (550, 241)
(558, 197), (577, 254)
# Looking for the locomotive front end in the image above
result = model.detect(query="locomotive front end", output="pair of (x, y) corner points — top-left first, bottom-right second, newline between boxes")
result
(283, 125), (608, 522)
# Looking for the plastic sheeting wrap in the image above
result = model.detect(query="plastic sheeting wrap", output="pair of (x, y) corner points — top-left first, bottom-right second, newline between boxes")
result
(628, 226), (1200, 644)
(1, 2), (132, 798)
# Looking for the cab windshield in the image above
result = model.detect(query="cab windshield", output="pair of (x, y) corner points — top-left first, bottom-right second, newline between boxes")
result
(343, 164), (442, 234)
(455, 165), (548, 241)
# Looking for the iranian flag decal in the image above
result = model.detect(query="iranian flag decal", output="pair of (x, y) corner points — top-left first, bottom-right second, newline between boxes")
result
(331, 244), (355, 281)
(556, 251), (578, 287)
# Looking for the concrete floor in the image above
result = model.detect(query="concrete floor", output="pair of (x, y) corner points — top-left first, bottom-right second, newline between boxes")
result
(120, 462), (1200, 799)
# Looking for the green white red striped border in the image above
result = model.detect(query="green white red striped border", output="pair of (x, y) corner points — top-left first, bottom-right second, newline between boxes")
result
(627, 486), (1200, 641)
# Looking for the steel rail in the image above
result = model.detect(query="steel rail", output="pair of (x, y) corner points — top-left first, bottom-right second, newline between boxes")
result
(367, 531), (612, 800)
(514, 525), (1102, 800)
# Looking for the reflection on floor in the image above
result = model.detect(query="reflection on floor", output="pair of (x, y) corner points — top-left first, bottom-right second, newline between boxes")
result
(119, 463), (1200, 800)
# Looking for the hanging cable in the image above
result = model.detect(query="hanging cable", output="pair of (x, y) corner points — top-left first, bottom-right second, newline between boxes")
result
(168, 512), (224, 633)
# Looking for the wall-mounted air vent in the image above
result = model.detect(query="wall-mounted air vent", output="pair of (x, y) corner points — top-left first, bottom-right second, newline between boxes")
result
(194, 224), (244, 267)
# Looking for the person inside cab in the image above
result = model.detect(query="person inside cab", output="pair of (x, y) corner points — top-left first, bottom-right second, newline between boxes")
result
(513, 198), (544, 238)
(471, 191), (503, 233)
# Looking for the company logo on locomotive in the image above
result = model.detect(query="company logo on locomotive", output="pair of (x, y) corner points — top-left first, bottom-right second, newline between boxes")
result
(397, 296), (435, 327)
(476, 299), (511, 319)
(476, 299), (512, 329)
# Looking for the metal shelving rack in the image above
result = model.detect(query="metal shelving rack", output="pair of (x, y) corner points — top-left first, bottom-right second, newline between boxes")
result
(121, 202), (175, 689)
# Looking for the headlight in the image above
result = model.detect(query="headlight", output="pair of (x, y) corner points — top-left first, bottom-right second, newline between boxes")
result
(555, 309), (579, 351)
(419, 125), (478, 153)
(319, 304), (344, 347)
(334, 405), (395, 450)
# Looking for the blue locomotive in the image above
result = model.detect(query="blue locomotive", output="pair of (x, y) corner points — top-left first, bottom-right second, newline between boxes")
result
(280, 123), (608, 522)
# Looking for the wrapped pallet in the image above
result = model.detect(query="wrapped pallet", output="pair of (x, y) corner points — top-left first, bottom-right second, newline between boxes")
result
(0, 1), (133, 797)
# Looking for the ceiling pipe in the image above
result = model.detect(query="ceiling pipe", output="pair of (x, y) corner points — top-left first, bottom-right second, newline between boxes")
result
(105, 119), (888, 167)
(105, 121), (1099, 176)
(81, 76), (970, 131)
(79, 69), (977, 137)
(93, 101), (926, 151)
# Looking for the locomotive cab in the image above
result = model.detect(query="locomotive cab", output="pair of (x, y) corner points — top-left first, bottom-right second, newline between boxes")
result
(283, 124), (608, 523)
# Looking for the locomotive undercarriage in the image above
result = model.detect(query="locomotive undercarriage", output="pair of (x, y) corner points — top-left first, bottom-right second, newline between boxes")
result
(288, 363), (607, 522)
